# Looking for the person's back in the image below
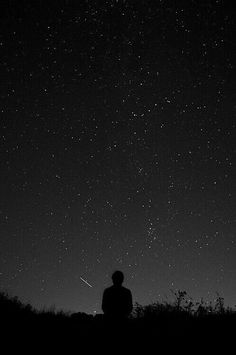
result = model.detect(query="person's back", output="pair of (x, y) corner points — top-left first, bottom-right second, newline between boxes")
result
(102, 271), (133, 320)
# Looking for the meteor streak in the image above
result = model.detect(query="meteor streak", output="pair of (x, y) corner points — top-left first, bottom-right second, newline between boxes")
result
(80, 276), (93, 288)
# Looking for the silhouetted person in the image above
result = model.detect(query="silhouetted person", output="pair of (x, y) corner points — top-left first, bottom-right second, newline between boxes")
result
(102, 271), (133, 321)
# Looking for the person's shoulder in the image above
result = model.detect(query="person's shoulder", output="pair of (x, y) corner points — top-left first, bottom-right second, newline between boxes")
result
(103, 285), (113, 293)
(122, 286), (132, 294)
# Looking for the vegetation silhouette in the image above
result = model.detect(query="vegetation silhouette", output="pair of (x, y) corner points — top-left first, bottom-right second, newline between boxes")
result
(1, 288), (235, 352)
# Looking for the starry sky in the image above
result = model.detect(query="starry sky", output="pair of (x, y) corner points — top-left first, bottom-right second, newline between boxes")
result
(0, 0), (236, 314)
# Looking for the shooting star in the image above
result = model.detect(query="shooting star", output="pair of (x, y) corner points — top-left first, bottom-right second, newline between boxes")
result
(80, 276), (93, 288)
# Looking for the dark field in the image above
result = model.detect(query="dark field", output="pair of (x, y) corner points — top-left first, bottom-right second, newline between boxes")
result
(1, 290), (235, 353)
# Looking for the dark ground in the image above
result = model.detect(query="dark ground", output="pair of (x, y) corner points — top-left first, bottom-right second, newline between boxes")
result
(2, 312), (234, 354)
(1, 292), (234, 354)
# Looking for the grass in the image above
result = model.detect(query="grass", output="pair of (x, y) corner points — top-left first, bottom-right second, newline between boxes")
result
(1, 289), (235, 351)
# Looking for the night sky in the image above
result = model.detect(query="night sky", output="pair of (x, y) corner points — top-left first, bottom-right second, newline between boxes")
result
(1, 0), (236, 314)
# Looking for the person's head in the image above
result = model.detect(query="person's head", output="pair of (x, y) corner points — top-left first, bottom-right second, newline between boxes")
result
(112, 270), (124, 286)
